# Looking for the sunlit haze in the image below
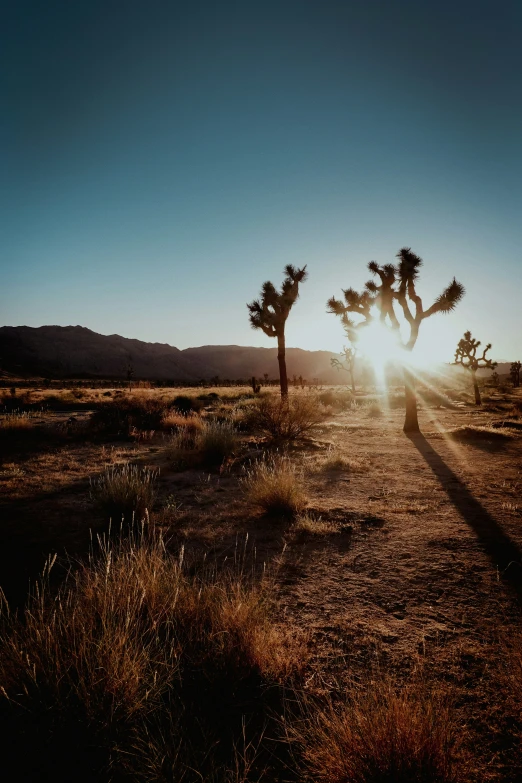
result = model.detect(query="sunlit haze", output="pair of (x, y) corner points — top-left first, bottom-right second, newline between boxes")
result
(2, 1), (521, 363)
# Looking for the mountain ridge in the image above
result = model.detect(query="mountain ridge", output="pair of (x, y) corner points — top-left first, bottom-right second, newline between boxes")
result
(0, 325), (343, 383)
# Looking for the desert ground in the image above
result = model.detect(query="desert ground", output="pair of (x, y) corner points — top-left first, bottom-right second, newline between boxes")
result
(1, 380), (522, 782)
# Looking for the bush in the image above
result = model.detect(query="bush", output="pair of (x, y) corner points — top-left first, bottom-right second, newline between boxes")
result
(90, 463), (158, 521)
(290, 683), (465, 783)
(243, 456), (307, 517)
(173, 395), (203, 414)
(249, 395), (326, 441)
(0, 531), (301, 781)
(197, 420), (238, 466)
(90, 394), (170, 436)
(318, 390), (354, 411)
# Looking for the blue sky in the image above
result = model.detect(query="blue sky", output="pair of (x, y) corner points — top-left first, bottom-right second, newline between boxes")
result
(2, 0), (521, 361)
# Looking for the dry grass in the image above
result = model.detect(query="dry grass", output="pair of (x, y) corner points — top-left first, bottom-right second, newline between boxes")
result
(0, 410), (36, 430)
(197, 420), (239, 465)
(292, 511), (339, 536)
(243, 456), (307, 517)
(289, 682), (466, 783)
(446, 425), (515, 442)
(162, 410), (204, 432)
(249, 394), (327, 441)
(321, 450), (370, 473)
(166, 419), (239, 468)
(0, 530), (303, 780)
(90, 463), (158, 521)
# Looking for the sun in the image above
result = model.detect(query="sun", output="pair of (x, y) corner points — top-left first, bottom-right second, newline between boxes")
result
(357, 322), (405, 375)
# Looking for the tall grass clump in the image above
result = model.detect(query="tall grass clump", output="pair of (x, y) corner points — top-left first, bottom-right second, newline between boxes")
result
(197, 420), (238, 465)
(0, 531), (302, 781)
(0, 409), (36, 431)
(289, 683), (465, 783)
(249, 394), (326, 441)
(90, 463), (157, 521)
(243, 456), (307, 517)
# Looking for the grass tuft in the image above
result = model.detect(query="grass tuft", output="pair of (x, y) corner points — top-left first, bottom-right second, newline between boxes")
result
(243, 456), (307, 517)
(90, 463), (158, 521)
(290, 683), (465, 783)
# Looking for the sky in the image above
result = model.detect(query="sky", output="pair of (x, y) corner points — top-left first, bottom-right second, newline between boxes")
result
(2, 0), (521, 363)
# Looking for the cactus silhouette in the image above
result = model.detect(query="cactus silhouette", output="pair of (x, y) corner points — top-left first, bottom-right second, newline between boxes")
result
(328, 247), (464, 432)
(331, 345), (357, 394)
(453, 331), (497, 405)
(250, 376), (261, 394)
(247, 264), (308, 398)
(510, 361), (521, 388)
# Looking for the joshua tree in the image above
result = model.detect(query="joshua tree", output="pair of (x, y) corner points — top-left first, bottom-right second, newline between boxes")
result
(247, 264), (308, 398)
(328, 248), (464, 432)
(453, 331), (497, 405)
(126, 362), (134, 392)
(331, 345), (357, 394)
(491, 371), (499, 387)
(510, 361), (521, 388)
(250, 376), (262, 394)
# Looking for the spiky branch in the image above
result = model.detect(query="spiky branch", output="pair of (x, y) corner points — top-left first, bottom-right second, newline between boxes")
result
(247, 264), (308, 397)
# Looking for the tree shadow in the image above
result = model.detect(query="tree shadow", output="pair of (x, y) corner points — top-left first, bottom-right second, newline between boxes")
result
(407, 433), (522, 599)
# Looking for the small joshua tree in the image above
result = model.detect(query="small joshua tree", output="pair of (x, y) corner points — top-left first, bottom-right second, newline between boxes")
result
(251, 376), (262, 394)
(453, 331), (497, 405)
(126, 362), (134, 392)
(328, 248), (464, 432)
(510, 361), (521, 388)
(331, 345), (357, 394)
(247, 265), (308, 398)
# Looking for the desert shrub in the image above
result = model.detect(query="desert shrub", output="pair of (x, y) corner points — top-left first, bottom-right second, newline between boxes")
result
(249, 394), (326, 441)
(0, 531), (301, 781)
(90, 463), (158, 521)
(165, 420), (238, 469)
(197, 420), (239, 465)
(243, 456), (307, 517)
(318, 390), (354, 411)
(173, 395), (203, 414)
(367, 402), (383, 417)
(290, 683), (465, 783)
(90, 394), (170, 436)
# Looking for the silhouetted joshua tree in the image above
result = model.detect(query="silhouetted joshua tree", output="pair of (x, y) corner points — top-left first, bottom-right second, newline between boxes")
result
(247, 265), (308, 398)
(328, 248), (464, 432)
(453, 331), (497, 405)
(331, 345), (357, 394)
(250, 376), (262, 394)
(510, 361), (521, 388)
(126, 362), (134, 392)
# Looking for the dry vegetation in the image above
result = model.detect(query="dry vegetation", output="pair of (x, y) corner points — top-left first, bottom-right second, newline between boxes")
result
(1, 381), (522, 781)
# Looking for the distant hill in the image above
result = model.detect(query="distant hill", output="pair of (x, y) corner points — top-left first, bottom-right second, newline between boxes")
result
(0, 325), (343, 383)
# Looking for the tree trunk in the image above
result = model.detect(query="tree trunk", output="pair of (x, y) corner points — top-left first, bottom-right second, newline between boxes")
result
(472, 371), (481, 405)
(350, 369), (356, 395)
(403, 367), (419, 433)
(277, 333), (288, 399)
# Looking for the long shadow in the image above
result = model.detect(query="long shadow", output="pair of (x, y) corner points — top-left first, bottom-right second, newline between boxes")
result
(407, 433), (522, 599)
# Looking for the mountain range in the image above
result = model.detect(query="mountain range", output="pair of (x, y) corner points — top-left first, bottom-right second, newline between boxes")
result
(0, 326), (509, 384)
(0, 325), (343, 383)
